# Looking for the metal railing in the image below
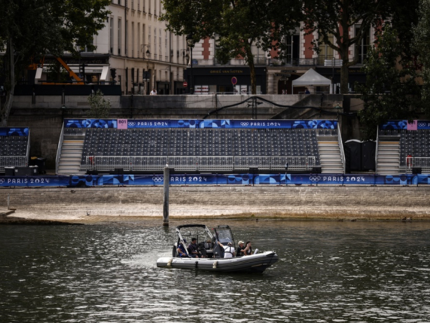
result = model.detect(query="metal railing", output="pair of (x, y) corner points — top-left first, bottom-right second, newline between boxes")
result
(375, 126), (380, 173)
(55, 123), (65, 175)
(0, 156), (28, 173)
(82, 155), (318, 172)
(405, 157), (430, 173)
(337, 123), (346, 173)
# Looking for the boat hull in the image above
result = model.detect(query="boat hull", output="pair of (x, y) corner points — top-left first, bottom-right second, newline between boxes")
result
(157, 251), (278, 273)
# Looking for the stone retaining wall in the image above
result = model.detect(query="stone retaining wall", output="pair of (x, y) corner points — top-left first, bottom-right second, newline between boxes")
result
(1, 186), (429, 223)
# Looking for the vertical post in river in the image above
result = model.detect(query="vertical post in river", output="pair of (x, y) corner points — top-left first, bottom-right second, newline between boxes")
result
(163, 166), (170, 226)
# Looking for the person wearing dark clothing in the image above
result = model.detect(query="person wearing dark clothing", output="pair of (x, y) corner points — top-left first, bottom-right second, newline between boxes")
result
(177, 240), (188, 257)
(243, 241), (253, 255)
(187, 238), (200, 258)
(236, 240), (253, 257)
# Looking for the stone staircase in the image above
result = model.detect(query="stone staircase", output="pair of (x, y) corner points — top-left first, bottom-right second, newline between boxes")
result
(318, 137), (344, 174)
(376, 141), (400, 175)
(57, 136), (85, 175)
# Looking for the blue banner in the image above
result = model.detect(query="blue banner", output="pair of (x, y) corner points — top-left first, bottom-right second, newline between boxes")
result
(1, 173), (429, 187)
(0, 176), (70, 187)
(0, 127), (29, 136)
(64, 119), (338, 130)
(67, 173), (430, 187)
(381, 120), (430, 130)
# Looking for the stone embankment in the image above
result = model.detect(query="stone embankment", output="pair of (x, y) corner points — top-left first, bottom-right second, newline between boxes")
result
(0, 186), (429, 224)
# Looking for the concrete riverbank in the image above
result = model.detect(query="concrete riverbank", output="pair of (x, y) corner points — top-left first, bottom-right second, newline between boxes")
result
(1, 185), (429, 224)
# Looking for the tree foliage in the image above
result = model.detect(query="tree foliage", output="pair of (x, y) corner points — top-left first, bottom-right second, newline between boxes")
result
(87, 90), (111, 119)
(302, 0), (388, 94)
(161, 0), (302, 94)
(357, 27), (423, 139)
(0, 0), (110, 126)
(413, 0), (430, 111)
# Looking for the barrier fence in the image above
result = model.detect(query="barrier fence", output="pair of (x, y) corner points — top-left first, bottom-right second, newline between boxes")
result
(82, 155), (317, 173)
(0, 156), (28, 173)
(0, 173), (429, 187)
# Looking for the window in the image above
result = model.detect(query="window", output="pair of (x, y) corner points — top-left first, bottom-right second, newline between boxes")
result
(159, 28), (162, 60)
(132, 22), (135, 57)
(165, 31), (168, 61)
(355, 25), (370, 65)
(317, 34), (334, 65)
(148, 28), (151, 58)
(154, 28), (157, 57)
(118, 18), (122, 55)
(110, 17), (114, 54)
(137, 23), (140, 57)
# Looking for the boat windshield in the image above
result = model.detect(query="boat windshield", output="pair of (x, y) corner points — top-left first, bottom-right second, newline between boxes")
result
(214, 226), (235, 246)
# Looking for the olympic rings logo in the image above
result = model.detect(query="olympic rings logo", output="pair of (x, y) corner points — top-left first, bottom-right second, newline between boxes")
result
(0, 179), (4, 184)
(152, 177), (163, 182)
(128, 122), (136, 126)
(309, 176), (321, 182)
(418, 123), (427, 127)
(240, 122), (249, 126)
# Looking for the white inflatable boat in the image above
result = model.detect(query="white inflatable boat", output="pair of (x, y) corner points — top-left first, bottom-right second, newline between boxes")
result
(156, 224), (278, 273)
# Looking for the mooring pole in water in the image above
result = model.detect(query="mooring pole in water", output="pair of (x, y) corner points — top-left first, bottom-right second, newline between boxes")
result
(7, 194), (10, 210)
(163, 167), (170, 227)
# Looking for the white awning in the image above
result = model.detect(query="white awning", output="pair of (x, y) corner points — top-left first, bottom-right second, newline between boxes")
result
(292, 68), (331, 87)
(100, 66), (110, 81)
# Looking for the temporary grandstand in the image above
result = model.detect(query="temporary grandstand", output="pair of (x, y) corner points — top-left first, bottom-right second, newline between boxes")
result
(56, 119), (345, 175)
(0, 127), (30, 174)
(377, 121), (430, 175)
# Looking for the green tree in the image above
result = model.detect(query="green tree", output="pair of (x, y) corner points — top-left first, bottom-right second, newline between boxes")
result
(413, 0), (430, 112)
(161, 0), (302, 94)
(358, 27), (423, 139)
(302, 0), (387, 94)
(87, 90), (111, 118)
(0, 0), (110, 126)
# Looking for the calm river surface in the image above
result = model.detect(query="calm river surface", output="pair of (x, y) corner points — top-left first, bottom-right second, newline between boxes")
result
(1, 219), (430, 322)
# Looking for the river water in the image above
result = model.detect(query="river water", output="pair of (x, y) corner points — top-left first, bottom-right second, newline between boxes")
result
(1, 219), (430, 322)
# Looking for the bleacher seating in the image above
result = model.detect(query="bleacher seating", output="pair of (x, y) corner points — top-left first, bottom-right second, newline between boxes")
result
(0, 128), (30, 173)
(79, 127), (321, 173)
(399, 130), (430, 170)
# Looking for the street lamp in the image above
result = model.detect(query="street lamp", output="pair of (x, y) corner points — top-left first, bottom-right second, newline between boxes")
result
(186, 33), (195, 94)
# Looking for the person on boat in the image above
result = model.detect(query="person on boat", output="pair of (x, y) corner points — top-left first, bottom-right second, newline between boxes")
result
(244, 241), (253, 255)
(217, 240), (235, 258)
(198, 239), (214, 258)
(187, 238), (200, 258)
(177, 239), (188, 257)
(236, 240), (252, 257)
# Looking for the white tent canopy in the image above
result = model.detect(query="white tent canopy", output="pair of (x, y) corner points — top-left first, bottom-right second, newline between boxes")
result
(292, 68), (332, 93)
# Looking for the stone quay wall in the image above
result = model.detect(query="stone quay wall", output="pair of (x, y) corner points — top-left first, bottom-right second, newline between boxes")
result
(1, 186), (429, 223)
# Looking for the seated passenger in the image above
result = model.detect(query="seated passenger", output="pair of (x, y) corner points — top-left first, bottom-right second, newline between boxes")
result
(236, 240), (253, 257)
(177, 240), (188, 257)
(204, 238), (214, 251)
(200, 238), (214, 258)
(187, 238), (200, 258)
(217, 240), (236, 258)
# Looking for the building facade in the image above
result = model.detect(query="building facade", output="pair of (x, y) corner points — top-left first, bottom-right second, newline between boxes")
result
(186, 23), (376, 95)
(92, 0), (188, 95)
